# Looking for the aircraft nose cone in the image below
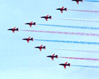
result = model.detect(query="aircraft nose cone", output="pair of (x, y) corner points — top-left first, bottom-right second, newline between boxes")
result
(8, 28), (11, 30)
(22, 38), (25, 40)
(56, 8), (59, 10)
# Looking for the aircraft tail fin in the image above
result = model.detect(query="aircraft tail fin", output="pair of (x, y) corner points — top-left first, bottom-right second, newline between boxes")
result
(31, 38), (33, 41)
(16, 28), (19, 31)
(69, 63), (70, 67)
(49, 16), (52, 19)
(34, 22), (36, 25)
(65, 8), (67, 11)
(56, 55), (58, 59)
(44, 46), (46, 49)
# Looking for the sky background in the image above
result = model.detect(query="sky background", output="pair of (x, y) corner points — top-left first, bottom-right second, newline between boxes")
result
(0, 0), (99, 79)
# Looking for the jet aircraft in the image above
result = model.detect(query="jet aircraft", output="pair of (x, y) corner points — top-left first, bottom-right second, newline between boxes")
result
(56, 6), (67, 13)
(41, 15), (52, 21)
(22, 37), (33, 43)
(59, 62), (70, 69)
(8, 27), (19, 33)
(47, 54), (58, 60)
(25, 21), (36, 27)
(35, 45), (46, 51)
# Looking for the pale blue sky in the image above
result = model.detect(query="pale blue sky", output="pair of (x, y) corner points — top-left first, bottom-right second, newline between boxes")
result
(0, 0), (99, 79)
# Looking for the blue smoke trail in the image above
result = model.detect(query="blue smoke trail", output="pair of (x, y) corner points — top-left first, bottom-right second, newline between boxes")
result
(38, 24), (99, 30)
(85, 0), (99, 2)
(72, 65), (99, 68)
(35, 39), (99, 45)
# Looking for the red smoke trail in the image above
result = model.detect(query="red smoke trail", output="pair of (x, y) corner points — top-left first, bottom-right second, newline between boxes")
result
(22, 30), (99, 37)
(60, 57), (99, 61)
(53, 48), (99, 53)
(68, 9), (99, 13)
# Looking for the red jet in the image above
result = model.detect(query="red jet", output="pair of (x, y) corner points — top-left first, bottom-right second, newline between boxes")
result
(47, 54), (58, 60)
(35, 45), (46, 51)
(72, 0), (83, 4)
(25, 21), (36, 27)
(41, 15), (52, 21)
(56, 6), (67, 13)
(8, 27), (19, 33)
(59, 62), (70, 69)
(22, 37), (33, 43)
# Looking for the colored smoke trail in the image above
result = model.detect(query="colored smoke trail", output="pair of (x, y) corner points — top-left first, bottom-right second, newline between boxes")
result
(71, 65), (99, 68)
(38, 24), (99, 30)
(58, 18), (99, 23)
(53, 48), (99, 53)
(34, 39), (99, 45)
(85, 0), (99, 2)
(60, 57), (99, 61)
(68, 9), (99, 13)
(22, 30), (99, 37)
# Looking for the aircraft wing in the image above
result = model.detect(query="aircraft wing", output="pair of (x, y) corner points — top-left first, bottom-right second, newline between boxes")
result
(51, 57), (54, 60)
(64, 66), (66, 69)
(61, 10), (63, 13)
(45, 18), (48, 21)
(30, 24), (32, 27)
(39, 48), (42, 51)
(27, 40), (29, 43)
(52, 54), (55, 56)
(12, 30), (15, 33)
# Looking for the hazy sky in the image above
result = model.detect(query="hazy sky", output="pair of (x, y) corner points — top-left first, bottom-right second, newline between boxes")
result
(0, 0), (99, 79)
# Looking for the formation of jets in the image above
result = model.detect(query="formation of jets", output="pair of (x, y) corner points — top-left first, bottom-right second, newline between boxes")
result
(8, 0), (84, 69)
